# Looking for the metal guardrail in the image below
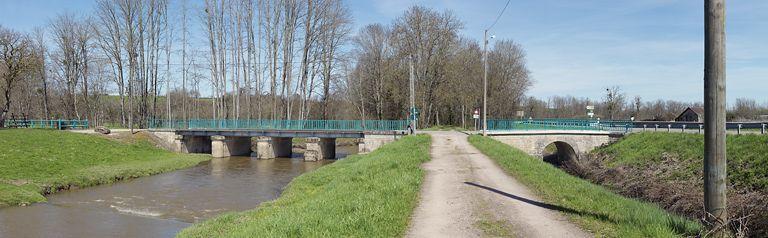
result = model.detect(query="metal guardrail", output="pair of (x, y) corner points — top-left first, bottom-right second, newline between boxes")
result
(3, 119), (89, 130)
(148, 119), (410, 131)
(487, 119), (767, 134)
(487, 119), (632, 132)
(632, 121), (767, 134)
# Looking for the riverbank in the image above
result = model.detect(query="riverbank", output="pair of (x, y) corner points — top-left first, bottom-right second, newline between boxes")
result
(177, 134), (431, 237)
(0, 129), (210, 207)
(468, 135), (701, 237)
(574, 132), (768, 237)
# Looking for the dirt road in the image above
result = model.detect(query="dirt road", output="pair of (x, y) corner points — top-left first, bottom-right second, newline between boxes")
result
(406, 131), (590, 238)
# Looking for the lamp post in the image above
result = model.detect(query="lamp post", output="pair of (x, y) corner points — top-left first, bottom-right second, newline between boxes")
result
(482, 30), (494, 136)
(481, 0), (509, 136)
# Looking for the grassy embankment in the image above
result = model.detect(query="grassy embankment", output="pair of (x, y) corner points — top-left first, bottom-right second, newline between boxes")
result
(590, 132), (768, 236)
(178, 134), (431, 238)
(595, 132), (768, 190)
(0, 129), (210, 207)
(468, 135), (701, 237)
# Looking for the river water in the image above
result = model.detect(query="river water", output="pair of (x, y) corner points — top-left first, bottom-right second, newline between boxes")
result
(0, 146), (354, 238)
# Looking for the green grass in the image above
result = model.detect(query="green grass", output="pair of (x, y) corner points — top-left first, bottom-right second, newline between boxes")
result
(468, 135), (701, 237)
(594, 132), (768, 191)
(0, 129), (210, 207)
(177, 134), (431, 238)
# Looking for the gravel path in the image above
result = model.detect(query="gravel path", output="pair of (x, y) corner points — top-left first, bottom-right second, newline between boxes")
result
(406, 131), (590, 238)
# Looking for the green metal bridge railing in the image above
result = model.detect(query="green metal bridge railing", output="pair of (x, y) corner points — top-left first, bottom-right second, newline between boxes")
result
(486, 119), (632, 132)
(3, 119), (89, 130)
(148, 119), (410, 131)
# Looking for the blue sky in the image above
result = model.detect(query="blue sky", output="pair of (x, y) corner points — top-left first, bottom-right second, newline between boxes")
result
(1, 0), (766, 104)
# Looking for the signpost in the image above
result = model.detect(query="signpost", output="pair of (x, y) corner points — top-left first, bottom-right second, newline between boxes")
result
(586, 105), (595, 118)
(408, 107), (420, 134)
(473, 109), (480, 131)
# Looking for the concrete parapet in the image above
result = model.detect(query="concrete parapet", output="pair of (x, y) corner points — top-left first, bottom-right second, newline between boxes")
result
(304, 137), (336, 161)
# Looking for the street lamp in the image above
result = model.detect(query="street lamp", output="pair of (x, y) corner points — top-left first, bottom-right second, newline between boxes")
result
(482, 30), (495, 136)
(481, 0), (510, 136)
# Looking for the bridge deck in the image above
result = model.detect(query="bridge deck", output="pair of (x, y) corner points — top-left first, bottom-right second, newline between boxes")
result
(166, 129), (405, 138)
(148, 119), (410, 133)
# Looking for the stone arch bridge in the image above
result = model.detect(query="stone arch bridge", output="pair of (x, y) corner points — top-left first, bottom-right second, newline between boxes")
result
(487, 130), (624, 161)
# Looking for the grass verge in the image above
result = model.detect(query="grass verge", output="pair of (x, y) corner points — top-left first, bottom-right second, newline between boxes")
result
(468, 135), (701, 237)
(0, 129), (210, 207)
(177, 134), (431, 238)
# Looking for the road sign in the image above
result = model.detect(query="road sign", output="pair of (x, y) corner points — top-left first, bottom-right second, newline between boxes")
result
(473, 109), (480, 119)
(409, 107), (420, 120)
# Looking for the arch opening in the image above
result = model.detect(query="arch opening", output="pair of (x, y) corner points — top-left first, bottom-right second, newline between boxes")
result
(542, 141), (578, 167)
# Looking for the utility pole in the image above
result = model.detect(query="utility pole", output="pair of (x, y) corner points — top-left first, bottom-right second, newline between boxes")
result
(481, 0), (510, 136)
(704, 0), (727, 235)
(409, 56), (417, 133)
(482, 29), (489, 136)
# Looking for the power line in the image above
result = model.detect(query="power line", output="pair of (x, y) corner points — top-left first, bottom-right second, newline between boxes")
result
(486, 0), (512, 31)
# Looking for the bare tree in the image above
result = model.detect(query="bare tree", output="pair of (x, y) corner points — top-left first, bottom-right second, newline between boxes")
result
(0, 26), (35, 127)
(317, 0), (351, 119)
(95, 0), (127, 126)
(31, 27), (51, 119)
(50, 13), (92, 120)
(603, 86), (625, 120)
(391, 6), (462, 127)
(633, 95), (642, 118)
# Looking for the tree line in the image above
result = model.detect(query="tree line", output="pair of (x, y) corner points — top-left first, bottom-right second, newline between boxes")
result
(0, 2), (533, 129)
(1, 1), (764, 129)
(522, 88), (768, 122)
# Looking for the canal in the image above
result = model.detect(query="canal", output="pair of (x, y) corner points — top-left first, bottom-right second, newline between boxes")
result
(0, 146), (355, 238)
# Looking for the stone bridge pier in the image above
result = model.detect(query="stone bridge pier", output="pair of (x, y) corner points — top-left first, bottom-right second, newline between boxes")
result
(253, 136), (293, 159)
(151, 130), (405, 161)
(304, 138), (336, 161)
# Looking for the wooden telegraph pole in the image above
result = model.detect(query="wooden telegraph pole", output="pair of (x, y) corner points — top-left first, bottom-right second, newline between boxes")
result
(704, 0), (727, 235)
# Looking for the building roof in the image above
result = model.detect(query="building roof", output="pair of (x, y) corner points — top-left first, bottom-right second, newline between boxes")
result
(688, 107), (704, 115)
(675, 107), (705, 121)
